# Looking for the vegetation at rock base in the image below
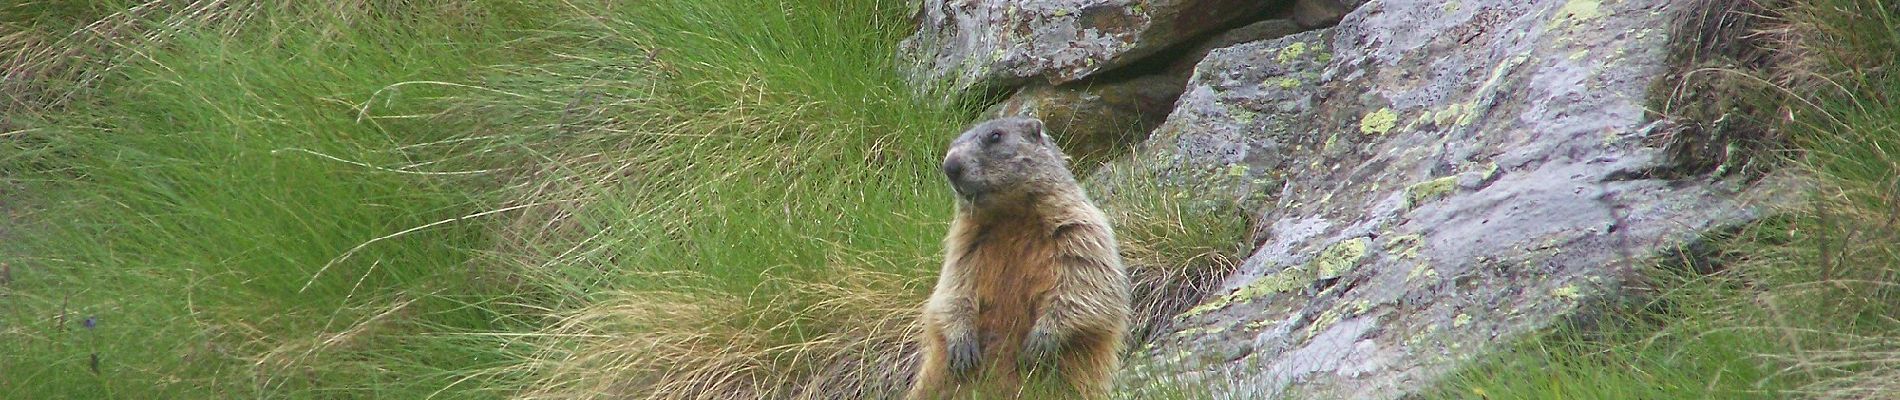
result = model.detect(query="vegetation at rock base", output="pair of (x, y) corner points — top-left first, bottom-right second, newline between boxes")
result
(0, 1), (1241, 398)
(1430, 0), (1900, 398)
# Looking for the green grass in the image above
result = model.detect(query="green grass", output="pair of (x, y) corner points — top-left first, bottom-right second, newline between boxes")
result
(1431, 1), (1900, 398)
(1425, 269), (1796, 399)
(1, 2), (561, 398)
(457, 0), (981, 397)
(6, 0), (1051, 398)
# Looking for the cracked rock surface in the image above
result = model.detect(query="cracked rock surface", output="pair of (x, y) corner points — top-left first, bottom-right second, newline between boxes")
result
(1117, 0), (1769, 398)
(901, 0), (1281, 94)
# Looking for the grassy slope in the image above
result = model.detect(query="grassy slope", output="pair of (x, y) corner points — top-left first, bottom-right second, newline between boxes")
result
(6, 0), (1082, 398)
(1428, 1), (1900, 398)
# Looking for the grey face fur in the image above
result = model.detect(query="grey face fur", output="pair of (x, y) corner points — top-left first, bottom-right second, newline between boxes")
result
(942, 117), (1073, 204)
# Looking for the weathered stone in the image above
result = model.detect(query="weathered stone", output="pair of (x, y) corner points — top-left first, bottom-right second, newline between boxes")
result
(1116, 1), (1776, 399)
(1171, 19), (1306, 76)
(1132, 30), (1333, 214)
(901, 0), (1282, 94)
(985, 19), (1306, 166)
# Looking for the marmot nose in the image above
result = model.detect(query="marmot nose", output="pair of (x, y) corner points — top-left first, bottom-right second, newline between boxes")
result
(943, 158), (966, 181)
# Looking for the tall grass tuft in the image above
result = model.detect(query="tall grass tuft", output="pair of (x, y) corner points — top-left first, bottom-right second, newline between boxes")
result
(451, 1), (974, 398)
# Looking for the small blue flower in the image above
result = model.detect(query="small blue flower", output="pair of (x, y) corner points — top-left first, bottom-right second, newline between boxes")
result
(83, 316), (96, 330)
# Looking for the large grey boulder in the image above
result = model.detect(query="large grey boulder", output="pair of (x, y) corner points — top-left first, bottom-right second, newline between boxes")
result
(900, 0), (1281, 94)
(1119, 0), (1768, 398)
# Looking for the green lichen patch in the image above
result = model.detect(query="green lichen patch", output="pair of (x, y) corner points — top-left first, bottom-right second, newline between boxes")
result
(1314, 237), (1372, 279)
(1350, 300), (1377, 314)
(1432, 103), (1473, 127)
(1405, 111), (1433, 132)
(1304, 308), (1345, 338)
(1244, 319), (1276, 331)
(1277, 42), (1309, 64)
(1552, 284), (1582, 299)
(1453, 313), (1473, 327)
(1170, 324), (1229, 340)
(1179, 266), (1316, 319)
(1459, 56), (1530, 123)
(1553, 0), (1604, 26)
(1231, 270), (1309, 300)
(1404, 325), (1438, 348)
(1455, 103), (1480, 126)
(1407, 263), (1440, 282)
(1360, 107), (1399, 134)
(1405, 175), (1460, 205)
(1230, 107), (1259, 125)
(1303, 301), (1380, 340)
(1176, 296), (1231, 319)
(1176, 238), (1376, 319)
(1477, 161), (1501, 180)
(1386, 234), (1425, 259)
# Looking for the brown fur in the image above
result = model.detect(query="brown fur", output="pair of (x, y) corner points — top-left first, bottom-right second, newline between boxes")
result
(909, 117), (1130, 400)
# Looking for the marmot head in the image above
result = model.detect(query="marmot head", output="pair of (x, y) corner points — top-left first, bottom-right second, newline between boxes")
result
(942, 117), (1076, 207)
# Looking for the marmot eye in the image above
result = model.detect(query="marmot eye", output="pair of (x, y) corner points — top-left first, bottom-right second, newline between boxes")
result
(985, 131), (1004, 144)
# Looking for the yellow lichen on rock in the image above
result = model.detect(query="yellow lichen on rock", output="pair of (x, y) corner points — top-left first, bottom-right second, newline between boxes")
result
(1277, 42), (1309, 64)
(1360, 107), (1399, 135)
(1552, 284), (1582, 299)
(1553, 0), (1603, 26)
(1314, 237), (1371, 279)
(1407, 263), (1440, 282)
(1405, 175), (1459, 205)
(1387, 234), (1424, 259)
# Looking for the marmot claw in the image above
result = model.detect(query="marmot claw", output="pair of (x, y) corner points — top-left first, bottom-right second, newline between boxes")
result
(1018, 328), (1061, 370)
(947, 335), (982, 377)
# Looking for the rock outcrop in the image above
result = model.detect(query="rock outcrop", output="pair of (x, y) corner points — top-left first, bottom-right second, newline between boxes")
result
(901, 0), (1282, 94)
(902, 0), (1775, 398)
(1118, 0), (1768, 398)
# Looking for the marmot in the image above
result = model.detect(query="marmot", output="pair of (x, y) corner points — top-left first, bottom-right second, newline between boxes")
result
(908, 117), (1131, 400)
